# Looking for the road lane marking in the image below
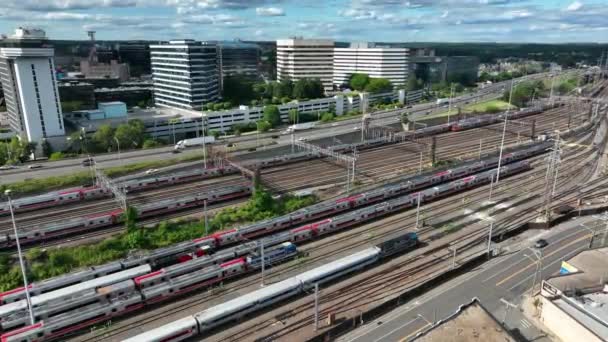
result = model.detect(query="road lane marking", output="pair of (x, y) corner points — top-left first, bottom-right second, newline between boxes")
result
(507, 246), (586, 292)
(520, 319), (531, 329)
(483, 228), (586, 283)
(369, 316), (425, 342)
(496, 234), (590, 287)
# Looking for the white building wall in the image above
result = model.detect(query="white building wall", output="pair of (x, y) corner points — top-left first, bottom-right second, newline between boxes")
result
(333, 47), (409, 87)
(276, 39), (334, 92)
(13, 58), (64, 141)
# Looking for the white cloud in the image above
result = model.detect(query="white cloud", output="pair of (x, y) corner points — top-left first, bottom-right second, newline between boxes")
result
(256, 7), (285, 16)
(338, 8), (377, 20)
(566, 1), (583, 12)
(441, 11), (449, 18)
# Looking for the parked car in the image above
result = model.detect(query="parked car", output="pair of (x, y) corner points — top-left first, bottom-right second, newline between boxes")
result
(145, 169), (159, 175)
(82, 158), (95, 166)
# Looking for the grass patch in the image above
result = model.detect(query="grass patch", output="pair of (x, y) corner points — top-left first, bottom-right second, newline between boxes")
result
(104, 153), (205, 178)
(0, 189), (316, 291)
(426, 99), (515, 119)
(0, 172), (94, 197)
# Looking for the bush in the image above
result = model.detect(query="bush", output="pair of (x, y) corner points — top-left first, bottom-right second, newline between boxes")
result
(320, 112), (334, 122)
(49, 152), (64, 161)
(0, 189), (318, 290)
(257, 120), (272, 132)
(142, 139), (162, 149)
(485, 104), (502, 113)
(212, 103), (223, 111)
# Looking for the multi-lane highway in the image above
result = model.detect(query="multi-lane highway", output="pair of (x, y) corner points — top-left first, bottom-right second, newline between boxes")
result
(338, 217), (598, 342)
(0, 71), (559, 184)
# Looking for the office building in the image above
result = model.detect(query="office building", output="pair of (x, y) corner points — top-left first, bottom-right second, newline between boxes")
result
(150, 40), (219, 110)
(276, 38), (334, 92)
(0, 27), (65, 149)
(217, 41), (260, 89)
(333, 42), (409, 88)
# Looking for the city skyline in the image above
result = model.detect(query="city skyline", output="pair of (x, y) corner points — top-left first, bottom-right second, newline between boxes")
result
(0, 0), (606, 43)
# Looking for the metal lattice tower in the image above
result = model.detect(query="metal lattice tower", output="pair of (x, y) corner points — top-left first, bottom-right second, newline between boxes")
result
(542, 134), (562, 222)
(96, 168), (127, 210)
(295, 140), (357, 192)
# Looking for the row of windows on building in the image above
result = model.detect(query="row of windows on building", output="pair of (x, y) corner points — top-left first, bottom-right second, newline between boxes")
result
(31, 64), (47, 138)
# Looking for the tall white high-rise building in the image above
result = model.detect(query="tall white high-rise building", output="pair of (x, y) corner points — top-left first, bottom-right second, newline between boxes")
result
(276, 38), (334, 92)
(0, 28), (65, 146)
(150, 40), (219, 110)
(333, 42), (409, 88)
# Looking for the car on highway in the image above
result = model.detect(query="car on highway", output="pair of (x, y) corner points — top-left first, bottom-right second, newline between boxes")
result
(0, 165), (17, 171)
(145, 169), (159, 175)
(297, 137), (307, 142)
(82, 158), (95, 166)
(28, 164), (43, 169)
(534, 239), (549, 249)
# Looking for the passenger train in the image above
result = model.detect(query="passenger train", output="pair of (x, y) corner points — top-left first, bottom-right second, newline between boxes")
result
(0, 161), (530, 341)
(0, 243), (299, 341)
(0, 142), (549, 308)
(0, 138), (552, 251)
(0, 102), (563, 219)
(123, 234), (419, 342)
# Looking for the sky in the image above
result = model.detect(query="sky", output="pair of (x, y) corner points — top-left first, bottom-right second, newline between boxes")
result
(0, 0), (607, 43)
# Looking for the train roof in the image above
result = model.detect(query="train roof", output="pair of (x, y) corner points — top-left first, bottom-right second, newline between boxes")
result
(295, 247), (380, 285)
(194, 277), (301, 323)
(0, 265), (150, 317)
(122, 316), (198, 342)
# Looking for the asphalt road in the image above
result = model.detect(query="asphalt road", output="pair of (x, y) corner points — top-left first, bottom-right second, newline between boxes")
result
(339, 216), (597, 342)
(0, 71), (561, 184)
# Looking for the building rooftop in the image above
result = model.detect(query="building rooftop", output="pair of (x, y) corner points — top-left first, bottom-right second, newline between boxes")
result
(545, 247), (608, 293)
(553, 291), (608, 338)
(413, 298), (515, 342)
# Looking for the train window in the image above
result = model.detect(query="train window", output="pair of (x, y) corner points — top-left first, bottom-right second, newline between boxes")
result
(112, 308), (117, 312)
(59, 197), (63, 200)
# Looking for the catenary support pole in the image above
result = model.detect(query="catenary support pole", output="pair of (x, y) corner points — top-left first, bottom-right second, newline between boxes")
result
(314, 283), (319, 330)
(6, 191), (35, 325)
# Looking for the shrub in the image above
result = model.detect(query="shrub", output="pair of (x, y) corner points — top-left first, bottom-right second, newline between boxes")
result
(49, 152), (64, 161)
(320, 112), (335, 122)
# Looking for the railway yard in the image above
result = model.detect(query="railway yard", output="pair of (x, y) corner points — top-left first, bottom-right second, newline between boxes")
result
(1, 76), (608, 342)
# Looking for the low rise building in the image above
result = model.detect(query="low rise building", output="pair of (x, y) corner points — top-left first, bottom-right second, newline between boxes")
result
(540, 247), (608, 342)
(413, 297), (516, 341)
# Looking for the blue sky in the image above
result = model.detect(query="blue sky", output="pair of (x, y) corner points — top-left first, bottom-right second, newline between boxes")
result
(1, 0), (607, 43)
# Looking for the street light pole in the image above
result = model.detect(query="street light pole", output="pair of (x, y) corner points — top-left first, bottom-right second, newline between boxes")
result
(201, 116), (207, 169)
(113, 137), (121, 163)
(6, 190), (35, 325)
(495, 80), (515, 183)
(487, 222), (494, 259)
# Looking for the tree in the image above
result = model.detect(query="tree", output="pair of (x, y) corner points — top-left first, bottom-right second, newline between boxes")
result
(114, 119), (147, 149)
(41, 139), (52, 157)
(257, 120), (271, 132)
(142, 139), (161, 149)
(273, 79), (293, 99)
(288, 109), (298, 124)
(365, 78), (393, 93)
(263, 105), (281, 127)
(92, 124), (115, 152)
(405, 77), (421, 91)
(124, 206), (138, 233)
(349, 73), (370, 91)
(209, 130), (221, 139)
(222, 75), (256, 104)
(292, 78), (324, 99)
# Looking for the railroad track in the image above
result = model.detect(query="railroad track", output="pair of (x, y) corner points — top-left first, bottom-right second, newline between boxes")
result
(74, 119), (602, 342)
(208, 128), (602, 342)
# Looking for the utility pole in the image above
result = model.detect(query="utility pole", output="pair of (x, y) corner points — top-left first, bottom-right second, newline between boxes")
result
(487, 222), (494, 259)
(500, 298), (517, 326)
(260, 239), (265, 287)
(495, 79), (514, 183)
(5, 190), (35, 325)
(478, 138), (483, 159)
(419, 149), (423, 174)
(430, 136), (437, 166)
(488, 173), (495, 202)
(415, 192), (422, 229)
(543, 135), (561, 222)
(314, 283), (319, 331)
(201, 116), (207, 169)
(447, 84), (455, 125)
(203, 199), (208, 236)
